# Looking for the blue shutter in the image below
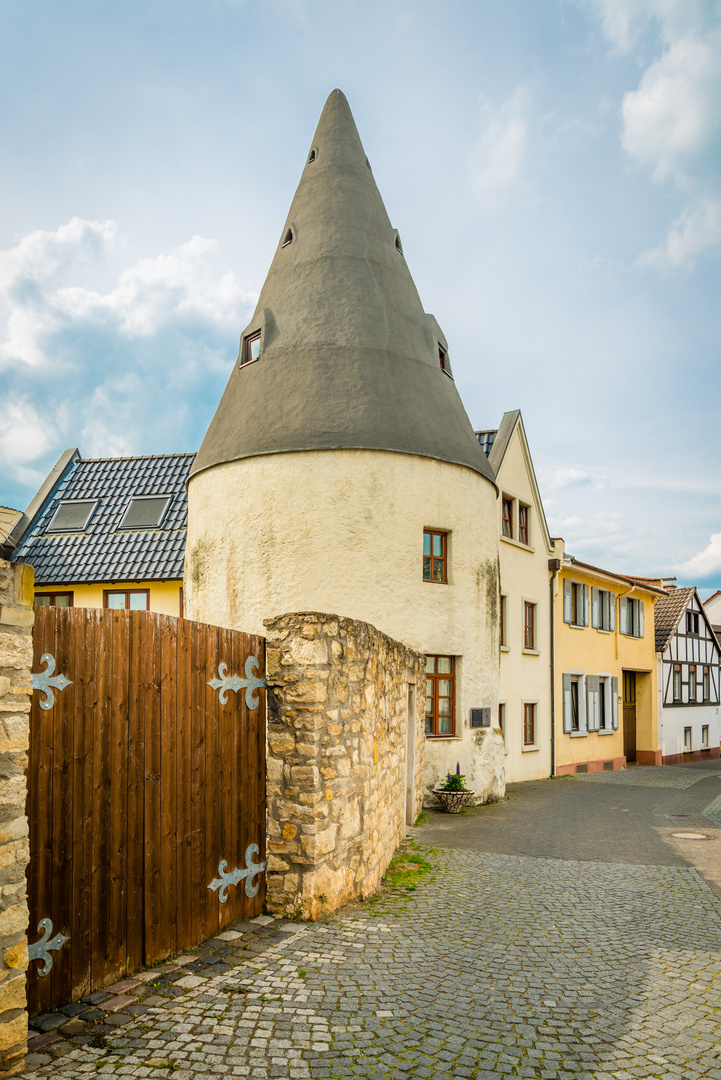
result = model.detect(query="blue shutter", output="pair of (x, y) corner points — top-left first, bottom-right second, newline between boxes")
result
(586, 675), (599, 730)
(583, 585), (590, 627)
(591, 588), (599, 629)
(609, 592), (616, 631)
(563, 580), (572, 623)
(638, 600), (645, 638)
(611, 676), (619, 729)
(619, 597), (627, 635)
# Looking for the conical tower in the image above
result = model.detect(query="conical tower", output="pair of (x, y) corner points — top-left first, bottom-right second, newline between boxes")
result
(186, 93), (500, 810)
(190, 89), (493, 483)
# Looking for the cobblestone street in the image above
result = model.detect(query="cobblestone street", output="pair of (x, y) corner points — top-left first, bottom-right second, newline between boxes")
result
(25, 765), (721, 1079)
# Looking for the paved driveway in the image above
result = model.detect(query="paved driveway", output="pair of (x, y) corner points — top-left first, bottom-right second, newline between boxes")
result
(25, 763), (721, 1079)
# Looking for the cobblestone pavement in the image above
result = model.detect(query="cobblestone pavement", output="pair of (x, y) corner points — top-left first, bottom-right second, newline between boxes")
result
(577, 766), (721, 788)
(24, 828), (721, 1079)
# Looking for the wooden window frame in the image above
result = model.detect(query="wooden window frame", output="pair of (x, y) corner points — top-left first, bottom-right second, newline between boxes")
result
(523, 601), (536, 650)
(34, 591), (74, 607)
(498, 702), (505, 737)
(499, 594), (507, 648)
(518, 503), (529, 546)
(523, 702), (536, 747)
(242, 330), (261, 366)
(425, 655), (455, 737)
(501, 497), (513, 539)
(570, 678), (580, 732)
(689, 665), (697, 701)
(423, 529), (448, 584)
(103, 589), (150, 611)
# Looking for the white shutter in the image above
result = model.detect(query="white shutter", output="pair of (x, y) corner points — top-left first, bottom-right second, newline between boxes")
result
(619, 597), (627, 635)
(583, 585), (590, 627)
(611, 676), (619, 729)
(563, 580), (572, 623)
(562, 673), (572, 733)
(578, 675), (587, 731)
(638, 600), (645, 638)
(586, 675), (599, 730)
(591, 588), (599, 629)
(609, 592), (616, 631)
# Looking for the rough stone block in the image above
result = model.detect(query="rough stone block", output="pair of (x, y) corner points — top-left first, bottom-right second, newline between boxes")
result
(0, 609), (34, 629)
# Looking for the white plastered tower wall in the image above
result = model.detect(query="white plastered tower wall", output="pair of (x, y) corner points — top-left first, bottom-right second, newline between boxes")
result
(185, 90), (503, 805)
(489, 412), (556, 782)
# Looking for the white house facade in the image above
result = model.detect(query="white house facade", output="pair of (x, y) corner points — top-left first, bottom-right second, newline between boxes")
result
(655, 587), (721, 764)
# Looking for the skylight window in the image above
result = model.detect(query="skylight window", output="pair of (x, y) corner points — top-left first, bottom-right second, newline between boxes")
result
(47, 500), (98, 532)
(120, 495), (171, 530)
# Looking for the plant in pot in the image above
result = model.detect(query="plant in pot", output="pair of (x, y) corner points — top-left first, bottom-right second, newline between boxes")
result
(433, 763), (474, 813)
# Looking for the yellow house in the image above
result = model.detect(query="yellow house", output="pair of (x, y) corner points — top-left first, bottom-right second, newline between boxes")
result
(9, 449), (193, 616)
(554, 546), (665, 774)
(477, 411), (557, 781)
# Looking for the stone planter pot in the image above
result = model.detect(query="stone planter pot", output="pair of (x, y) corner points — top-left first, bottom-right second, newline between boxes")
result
(433, 789), (475, 813)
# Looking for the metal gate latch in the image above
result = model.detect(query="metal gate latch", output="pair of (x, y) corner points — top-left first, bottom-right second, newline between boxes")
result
(28, 918), (70, 976)
(208, 656), (267, 708)
(31, 653), (72, 711)
(208, 844), (268, 902)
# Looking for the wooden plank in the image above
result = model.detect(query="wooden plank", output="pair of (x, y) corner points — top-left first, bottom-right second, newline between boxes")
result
(91, 610), (112, 986)
(227, 625), (242, 923)
(190, 622), (207, 946)
(108, 610), (129, 979)
(254, 633), (267, 916)
(69, 610), (94, 1002)
(143, 614), (163, 963)
(26, 606), (53, 1015)
(126, 609), (145, 974)
(216, 626), (232, 930)
(175, 616), (193, 952)
(204, 624), (220, 941)
(49, 607), (74, 1007)
(158, 616), (177, 959)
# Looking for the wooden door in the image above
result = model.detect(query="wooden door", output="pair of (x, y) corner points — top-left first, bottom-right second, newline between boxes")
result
(623, 670), (636, 763)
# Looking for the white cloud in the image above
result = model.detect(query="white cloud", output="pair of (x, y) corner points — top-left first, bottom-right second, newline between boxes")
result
(543, 467), (607, 492)
(676, 532), (721, 579)
(0, 219), (257, 370)
(585, 0), (721, 269)
(0, 397), (55, 487)
(471, 88), (531, 207)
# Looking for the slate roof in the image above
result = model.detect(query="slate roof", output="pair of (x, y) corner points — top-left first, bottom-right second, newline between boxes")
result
(654, 587), (695, 653)
(475, 429), (497, 456)
(13, 453), (195, 585)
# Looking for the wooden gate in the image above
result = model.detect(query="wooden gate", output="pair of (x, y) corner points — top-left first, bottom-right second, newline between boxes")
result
(26, 606), (266, 1015)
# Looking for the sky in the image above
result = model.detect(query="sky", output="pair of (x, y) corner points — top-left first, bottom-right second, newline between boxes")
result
(1, 0), (720, 592)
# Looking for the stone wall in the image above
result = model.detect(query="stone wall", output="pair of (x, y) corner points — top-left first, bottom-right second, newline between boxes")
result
(265, 613), (425, 918)
(0, 560), (33, 1074)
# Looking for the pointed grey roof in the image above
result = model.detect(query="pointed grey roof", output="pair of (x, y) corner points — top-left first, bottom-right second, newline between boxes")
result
(191, 90), (494, 485)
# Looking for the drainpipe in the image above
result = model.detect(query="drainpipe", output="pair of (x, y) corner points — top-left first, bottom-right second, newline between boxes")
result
(548, 558), (561, 777)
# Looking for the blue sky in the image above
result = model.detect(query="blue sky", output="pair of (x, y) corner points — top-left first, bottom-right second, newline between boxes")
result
(1, 0), (720, 590)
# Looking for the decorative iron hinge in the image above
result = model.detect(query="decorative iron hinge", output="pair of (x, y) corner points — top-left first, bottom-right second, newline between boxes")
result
(28, 918), (70, 977)
(31, 653), (72, 711)
(208, 656), (266, 709)
(208, 844), (268, 902)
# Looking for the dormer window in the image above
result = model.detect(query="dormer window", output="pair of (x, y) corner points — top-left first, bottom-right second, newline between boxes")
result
(243, 331), (261, 366)
(119, 495), (171, 530)
(47, 499), (98, 533)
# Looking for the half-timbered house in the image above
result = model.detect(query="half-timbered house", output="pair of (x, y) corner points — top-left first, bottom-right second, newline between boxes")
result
(655, 587), (721, 763)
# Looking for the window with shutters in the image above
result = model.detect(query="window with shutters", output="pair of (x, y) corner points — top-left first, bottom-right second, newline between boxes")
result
(563, 579), (589, 628)
(523, 702), (536, 746)
(591, 587), (615, 632)
(620, 596), (645, 638)
(425, 656), (455, 737)
(423, 529), (448, 583)
(673, 664), (682, 702)
(563, 672), (618, 735)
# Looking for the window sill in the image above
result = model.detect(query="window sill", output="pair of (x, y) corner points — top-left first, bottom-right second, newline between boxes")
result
(522, 744), (539, 753)
(597, 728), (615, 736)
(568, 623), (586, 630)
(422, 579), (449, 586)
(595, 628), (612, 635)
(500, 645), (510, 653)
(500, 535), (535, 554)
(425, 734), (461, 741)
(522, 648), (541, 656)
(569, 730), (588, 738)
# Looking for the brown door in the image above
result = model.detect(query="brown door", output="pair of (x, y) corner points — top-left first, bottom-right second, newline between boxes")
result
(623, 671), (636, 762)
